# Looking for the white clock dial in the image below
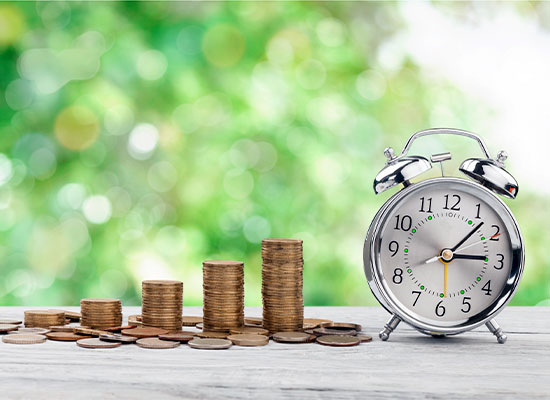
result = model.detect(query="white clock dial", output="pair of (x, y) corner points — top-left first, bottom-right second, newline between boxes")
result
(370, 179), (521, 329)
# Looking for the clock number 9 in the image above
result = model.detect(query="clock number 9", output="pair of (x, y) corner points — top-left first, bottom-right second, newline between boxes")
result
(388, 240), (399, 257)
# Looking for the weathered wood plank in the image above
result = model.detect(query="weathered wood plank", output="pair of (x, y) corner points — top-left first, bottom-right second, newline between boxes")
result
(0, 306), (548, 399)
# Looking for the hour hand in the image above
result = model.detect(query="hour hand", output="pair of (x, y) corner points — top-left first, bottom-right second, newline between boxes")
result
(452, 254), (486, 261)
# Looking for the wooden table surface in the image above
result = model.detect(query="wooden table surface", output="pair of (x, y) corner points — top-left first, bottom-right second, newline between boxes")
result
(0, 306), (548, 399)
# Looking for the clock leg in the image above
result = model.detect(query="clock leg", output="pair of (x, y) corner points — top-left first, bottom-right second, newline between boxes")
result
(379, 314), (401, 341)
(486, 319), (507, 344)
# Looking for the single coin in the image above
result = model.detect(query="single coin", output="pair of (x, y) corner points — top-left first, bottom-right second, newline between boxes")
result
(9, 328), (50, 335)
(320, 322), (362, 332)
(0, 319), (22, 325)
(159, 332), (195, 343)
(227, 334), (269, 346)
(64, 311), (81, 321)
(188, 338), (232, 350)
(0, 324), (19, 333)
(121, 327), (168, 338)
(229, 326), (269, 336)
(316, 335), (360, 347)
(244, 317), (262, 326)
(313, 327), (357, 337)
(182, 316), (203, 326)
(136, 337), (180, 349)
(49, 325), (75, 332)
(356, 334), (373, 343)
(104, 325), (135, 332)
(272, 331), (311, 343)
(73, 327), (110, 336)
(99, 333), (137, 343)
(303, 318), (333, 329)
(77, 338), (121, 349)
(3, 334), (46, 344)
(195, 331), (228, 339)
(46, 332), (85, 342)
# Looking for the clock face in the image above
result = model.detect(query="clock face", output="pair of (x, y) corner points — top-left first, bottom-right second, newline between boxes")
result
(370, 179), (522, 329)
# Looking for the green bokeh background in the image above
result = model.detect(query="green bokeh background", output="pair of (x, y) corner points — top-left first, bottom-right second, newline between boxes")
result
(0, 2), (548, 307)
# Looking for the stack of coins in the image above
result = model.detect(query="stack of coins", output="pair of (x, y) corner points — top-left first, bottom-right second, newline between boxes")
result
(261, 238), (304, 333)
(141, 280), (183, 331)
(203, 260), (244, 332)
(24, 310), (65, 328)
(80, 299), (122, 328)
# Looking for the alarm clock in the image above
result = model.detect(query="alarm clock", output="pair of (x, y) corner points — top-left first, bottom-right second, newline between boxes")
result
(363, 128), (524, 343)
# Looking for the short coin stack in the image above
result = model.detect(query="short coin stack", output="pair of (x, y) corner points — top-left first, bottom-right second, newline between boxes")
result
(80, 299), (122, 328)
(262, 238), (304, 333)
(24, 310), (65, 328)
(141, 280), (183, 331)
(203, 260), (244, 332)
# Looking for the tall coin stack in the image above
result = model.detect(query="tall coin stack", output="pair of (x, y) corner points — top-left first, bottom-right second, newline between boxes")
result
(24, 310), (66, 327)
(262, 238), (304, 333)
(80, 299), (122, 328)
(203, 260), (244, 332)
(141, 280), (183, 331)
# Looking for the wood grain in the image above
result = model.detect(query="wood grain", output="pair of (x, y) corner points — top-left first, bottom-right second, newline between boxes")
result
(0, 306), (548, 399)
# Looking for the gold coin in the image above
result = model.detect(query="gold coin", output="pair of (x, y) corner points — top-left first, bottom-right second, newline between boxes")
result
(229, 326), (269, 336)
(182, 316), (203, 326)
(195, 331), (229, 339)
(188, 338), (232, 350)
(316, 335), (361, 347)
(3, 334), (46, 344)
(0, 324), (19, 333)
(0, 319), (22, 325)
(76, 338), (121, 349)
(9, 327), (50, 335)
(227, 334), (269, 346)
(272, 331), (310, 343)
(136, 337), (180, 349)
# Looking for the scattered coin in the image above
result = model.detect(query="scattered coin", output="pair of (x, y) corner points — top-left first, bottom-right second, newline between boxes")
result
(313, 327), (357, 337)
(195, 322), (203, 330)
(46, 332), (84, 342)
(142, 280), (183, 331)
(272, 331), (311, 343)
(158, 332), (195, 343)
(188, 338), (232, 350)
(229, 326), (269, 336)
(73, 327), (110, 337)
(203, 260), (244, 332)
(63, 311), (81, 321)
(182, 316), (203, 326)
(356, 334), (373, 343)
(303, 318), (332, 329)
(136, 337), (180, 349)
(0, 319), (22, 325)
(127, 315), (142, 326)
(120, 327), (168, 338)
(99, 333), (137, 343)
(49, 325), (76, 332)
(77, 338), (121, 349)
(262, 239), (304, 333)
(320, 322), (362, 332)
(227, 334), (269, 347)
(9, 328), (50, 335)
(316, 335), (360, 347)
(103, 325), (135, 332)
(244, 317), (262, 326)
(3, 334), (46, 344)
(0, 324), (19, 333)
(195, 331), (229, 339)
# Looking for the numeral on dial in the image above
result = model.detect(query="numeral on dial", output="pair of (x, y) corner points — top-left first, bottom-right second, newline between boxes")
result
(490, 225), (500, 241)
(475, 203), (481, 219)
(461, 296), (472, 313)
(394, 215), (412, 231)
(419, 197), (433, 213)
(393, 268), (403, 284)
(435, 301), (446, 317)
(482, 280), (492, 296)
(388, 241), (399, 257)
(443, 194), (461, 211)
(494, 254), (504, 270)
(412, 290), (421, 306)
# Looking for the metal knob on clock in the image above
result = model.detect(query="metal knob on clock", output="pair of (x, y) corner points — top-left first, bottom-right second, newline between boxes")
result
(373, 155), (432, 194)
(459, 158), (519, 199)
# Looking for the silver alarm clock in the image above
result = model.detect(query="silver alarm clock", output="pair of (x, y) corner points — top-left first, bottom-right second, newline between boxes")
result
(363, 128), (524, 343)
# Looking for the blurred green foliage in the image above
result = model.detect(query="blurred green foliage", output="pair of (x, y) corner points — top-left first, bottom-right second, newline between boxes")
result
(0, 2), (548, 307)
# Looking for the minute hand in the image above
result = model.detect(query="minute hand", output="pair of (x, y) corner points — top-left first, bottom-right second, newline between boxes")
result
(452, 254), (486, 261)
(450, 221), (484, 252)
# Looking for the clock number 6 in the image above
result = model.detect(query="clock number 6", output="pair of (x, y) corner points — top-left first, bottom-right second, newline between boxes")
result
(435, 301), (446, 317)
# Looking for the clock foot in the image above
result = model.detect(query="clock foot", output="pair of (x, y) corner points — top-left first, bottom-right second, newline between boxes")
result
(486, 319), (507, 344)
(379, 314), (401, 341)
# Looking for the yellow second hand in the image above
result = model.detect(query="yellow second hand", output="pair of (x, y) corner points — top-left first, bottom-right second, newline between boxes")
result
(444, 262), (448, 297)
